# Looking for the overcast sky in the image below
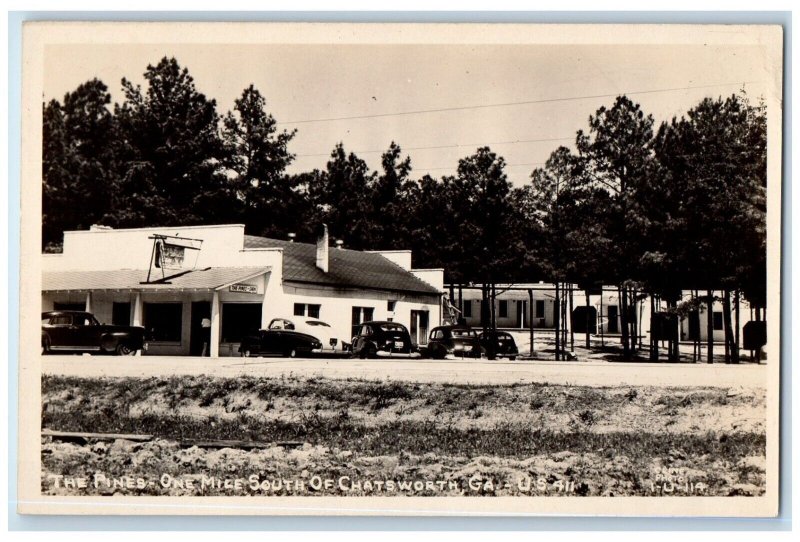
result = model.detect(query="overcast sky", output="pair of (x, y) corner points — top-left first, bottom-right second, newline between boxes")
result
(43, 42), (770, 187)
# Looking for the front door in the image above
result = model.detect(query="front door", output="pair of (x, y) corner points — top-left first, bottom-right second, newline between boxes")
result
(607, 305), (619, 334)
(516, 300), (526, 328)
(410, 310), (429, 346)
(190, 302), (211, 356)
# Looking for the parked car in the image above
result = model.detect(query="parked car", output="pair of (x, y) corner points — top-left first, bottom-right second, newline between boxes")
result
(351, 321), (420, 359)
(290, 317), (351, 354)
(41, 310), (146, 355)
(478, 330), (519, 360)
(423, 325), (484, 359)
(239, 318), (322, 358)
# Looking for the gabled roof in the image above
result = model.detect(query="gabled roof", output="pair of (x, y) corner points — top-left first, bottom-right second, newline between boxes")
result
(43, 266), (270, 292)
(244, 236), (441, 295)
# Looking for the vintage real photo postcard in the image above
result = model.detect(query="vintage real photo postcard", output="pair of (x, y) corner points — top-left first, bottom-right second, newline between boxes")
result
(17, 22), (783, 516)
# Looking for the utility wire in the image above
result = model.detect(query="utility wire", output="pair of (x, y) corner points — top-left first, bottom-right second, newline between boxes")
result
(293, 136), (574, 159)
(278, 81), (757, 125)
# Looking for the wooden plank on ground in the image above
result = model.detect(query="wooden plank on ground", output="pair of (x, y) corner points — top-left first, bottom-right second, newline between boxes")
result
(180, 439), (304, 450)
(42, 429), (153, 442)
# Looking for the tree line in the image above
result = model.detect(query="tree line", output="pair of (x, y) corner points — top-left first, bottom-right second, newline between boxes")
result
(43, 57), (767, 362)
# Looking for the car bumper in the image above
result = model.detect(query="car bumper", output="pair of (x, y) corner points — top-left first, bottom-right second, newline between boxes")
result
(375, 351), (421, 359)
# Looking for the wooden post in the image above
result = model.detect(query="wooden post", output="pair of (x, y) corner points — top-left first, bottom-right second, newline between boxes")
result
(568, 284), (575, 352)
(585, 289), (591, 349)
(650, 294), (658, 361)
(528, 288), (534, 356)
(706, 290), (714, 364)
(734, 289), (741, 364)
(554, 283), (560, 360)
(599, 289), (605, 347)
(210, 290), (221, 358)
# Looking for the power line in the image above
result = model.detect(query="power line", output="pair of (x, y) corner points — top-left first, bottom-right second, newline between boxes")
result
(293, 136), (574, 159)
(278, 81), (757, 125)
(418, 162), (547, 172)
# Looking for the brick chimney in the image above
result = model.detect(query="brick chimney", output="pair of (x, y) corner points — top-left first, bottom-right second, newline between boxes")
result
(315, 224), (329, 273)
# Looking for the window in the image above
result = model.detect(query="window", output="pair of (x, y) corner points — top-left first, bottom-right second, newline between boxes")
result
(50, 315), (72, 326)
(387, 300), (397, 312)
(352, 307), (375, 326)
(713, 312), (724, 331)
(112, 302), (131, 326)
(431, 329), (444, 340)
(74, 314), (99, 326)
(294, 303), (322, 319)
(499, 300), (508, 318)
(535, 300), (545, 319)
(222, 303), (262, 343)
(143, 303), (182, 342)
(463, 301), (472, 318)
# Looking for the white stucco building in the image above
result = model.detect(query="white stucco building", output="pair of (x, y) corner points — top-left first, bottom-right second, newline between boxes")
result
(449, 284), (756, 344)
(42, 224), (443, 357)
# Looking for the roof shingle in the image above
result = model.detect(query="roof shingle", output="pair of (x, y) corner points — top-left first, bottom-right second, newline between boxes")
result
(243, 236), (440, 295)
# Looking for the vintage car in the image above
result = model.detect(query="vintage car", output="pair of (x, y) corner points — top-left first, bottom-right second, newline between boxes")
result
(292, 317), (351, 354)
(264, 317), (351, 355)
(41, 310), (147, 355)
(239, 318), (323, 358)
(423, 324), (484, 359)
(478, 330), (519, 360)
(351, 321), (420, 359)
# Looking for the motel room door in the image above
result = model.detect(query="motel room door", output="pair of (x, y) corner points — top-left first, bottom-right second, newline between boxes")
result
(410, 310), (429, 346)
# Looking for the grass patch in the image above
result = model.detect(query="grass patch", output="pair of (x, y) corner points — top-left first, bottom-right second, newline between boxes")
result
(42, 409), (765, 461)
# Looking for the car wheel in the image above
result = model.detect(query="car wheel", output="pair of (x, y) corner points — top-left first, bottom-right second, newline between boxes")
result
(285, 348), (298, 358)
(241, 349), (251, 358)
(42, 337), (50, 355)
(509, 356), (517, 361)
(115, 343), (135, 356)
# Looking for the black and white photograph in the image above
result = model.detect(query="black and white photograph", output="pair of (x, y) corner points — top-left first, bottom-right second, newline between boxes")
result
(17, 21), (783, 516)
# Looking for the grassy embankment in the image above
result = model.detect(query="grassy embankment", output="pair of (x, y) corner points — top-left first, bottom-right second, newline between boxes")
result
(41, 374), (767, 497)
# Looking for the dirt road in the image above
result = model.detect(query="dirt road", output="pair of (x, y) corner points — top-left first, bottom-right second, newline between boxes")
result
(41, 355), (766, 388)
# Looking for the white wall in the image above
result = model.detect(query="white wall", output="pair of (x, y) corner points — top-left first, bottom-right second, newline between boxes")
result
(411, 269), (444, 292)
(274, 282), (441, 343)
(44, 224), (284, 271)
(367, 250), (412, 270)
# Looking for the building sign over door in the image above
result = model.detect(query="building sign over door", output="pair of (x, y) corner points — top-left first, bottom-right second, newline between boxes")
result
(230, 283), (258, 294)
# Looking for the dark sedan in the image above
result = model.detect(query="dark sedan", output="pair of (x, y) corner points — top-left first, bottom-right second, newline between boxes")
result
(239, 318), (323, 358)
(478, 330), (519, 360)
(351, 321), (420, 359)
(424, 325), (484, 359)
(41, 310), (146, 355)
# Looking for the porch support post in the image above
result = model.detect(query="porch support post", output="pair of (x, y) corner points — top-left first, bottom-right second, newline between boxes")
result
(211, 290), (221, 358)
(132, 292), (143, 326)
(261, 273), (270, 329)
(132, 292), (143, 356)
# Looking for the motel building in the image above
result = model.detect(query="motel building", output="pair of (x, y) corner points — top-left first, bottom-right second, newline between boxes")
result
(449, 284), (759, 345)
(42, 224), (444, 357)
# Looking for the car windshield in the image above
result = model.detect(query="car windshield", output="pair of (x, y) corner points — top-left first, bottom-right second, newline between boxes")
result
(380, 324), (405, 332)
(305, 321), (331, 327)
(451, 328), (477, 338)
